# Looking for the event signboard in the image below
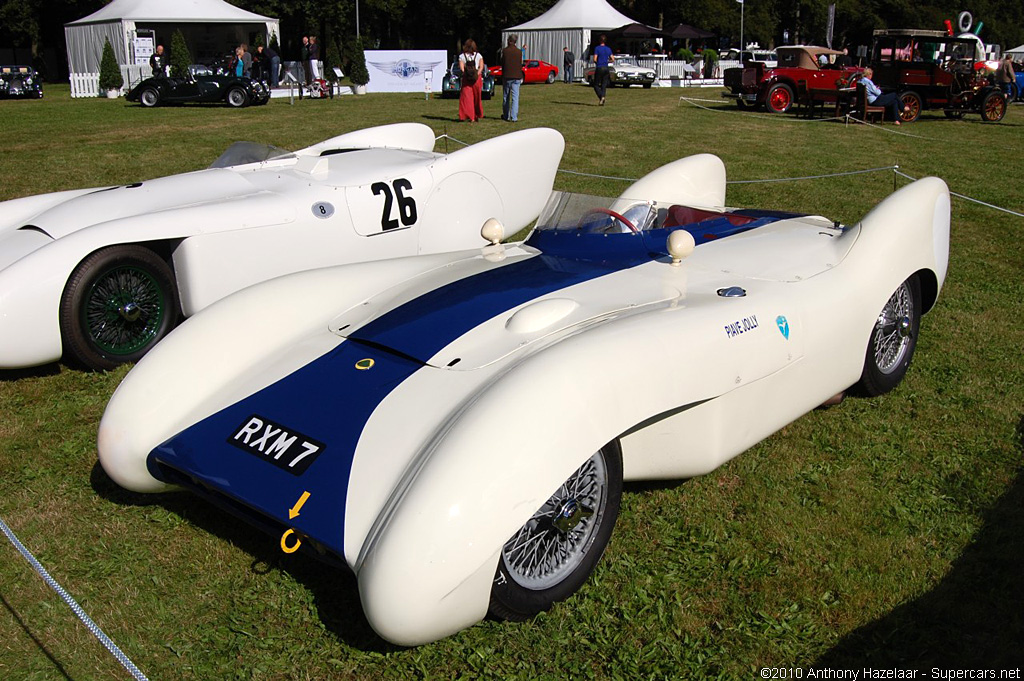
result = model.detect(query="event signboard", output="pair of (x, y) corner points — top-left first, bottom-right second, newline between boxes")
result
(364, 50), (447, 93)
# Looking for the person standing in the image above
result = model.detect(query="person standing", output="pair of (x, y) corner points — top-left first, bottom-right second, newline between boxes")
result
(591, 34), (613, 105)
(300, 36), (310, 85)
(996, 54), (1015, 98)
(458, 39), (484, 122)
(563, 46), (575, 83)
(260, 44), (280, 88)
(149, 44), (167, 77)
(501, 35), (524, 121)
(309, 36), (321, 81)
(240, 43), (252, 78)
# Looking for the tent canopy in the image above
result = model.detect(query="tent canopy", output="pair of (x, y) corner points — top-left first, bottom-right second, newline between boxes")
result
(65, 0), (279, 74)
(668, 23), (715, 40)
(502, 0), (640, 75)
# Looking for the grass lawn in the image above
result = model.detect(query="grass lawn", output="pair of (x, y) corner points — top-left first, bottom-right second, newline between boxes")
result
(1, 84), (1022, 679)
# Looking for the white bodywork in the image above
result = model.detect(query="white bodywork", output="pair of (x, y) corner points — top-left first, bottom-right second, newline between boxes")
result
(98, 154), (950, 646)
(0, 123), (564, 368)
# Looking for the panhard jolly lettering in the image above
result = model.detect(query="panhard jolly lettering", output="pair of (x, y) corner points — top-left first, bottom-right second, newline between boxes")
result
(724, 314), (759, 338)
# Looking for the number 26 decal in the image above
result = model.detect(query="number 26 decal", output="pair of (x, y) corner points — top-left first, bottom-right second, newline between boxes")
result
(371, 178), (417, 231)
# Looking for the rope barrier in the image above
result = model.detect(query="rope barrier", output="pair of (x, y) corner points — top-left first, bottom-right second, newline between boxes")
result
(0, 515), (149, 681)
(435, 133), (470, 147)
(678, 96), (846, 123)
(895, 170), (1024, 217)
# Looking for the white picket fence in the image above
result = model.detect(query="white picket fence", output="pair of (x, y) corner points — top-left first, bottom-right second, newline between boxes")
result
(70, 64), (151, 98)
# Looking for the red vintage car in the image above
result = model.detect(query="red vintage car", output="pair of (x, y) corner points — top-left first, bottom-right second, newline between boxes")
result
(723, 45), (862, 113)
(488, 59), (560, 84)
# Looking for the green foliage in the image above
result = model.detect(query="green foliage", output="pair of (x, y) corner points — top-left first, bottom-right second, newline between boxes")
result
(324, 35), (343, 81)
(97, 38), (122, 91)
(253, 32), (264, 48)
(269, 30), (280, 52)
(1, 84), (1023, 678)
(169, 29), (192, 79)
(346, 36), (369, 85)
(676, 47), (694, 61)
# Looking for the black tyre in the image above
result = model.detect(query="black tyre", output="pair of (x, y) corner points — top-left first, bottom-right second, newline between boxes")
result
(643, 82), (652, 89)
(489, 441), (623, 620)
(59, 245), (180, 371)
(546, 71), (556, 84)
(139, 87), (160, 108)
(898, 91), (922, 123)
(765, 83), (794, 113)
(227, 87), (248, 108)
(854, 276), (921, 397)
(980, 90), (1006, 122)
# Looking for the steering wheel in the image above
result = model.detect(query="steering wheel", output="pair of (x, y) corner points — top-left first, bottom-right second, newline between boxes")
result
(577, 207), (639, 234)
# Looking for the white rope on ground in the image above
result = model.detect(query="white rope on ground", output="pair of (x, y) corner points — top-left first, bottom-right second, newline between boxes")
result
(0, 515), (149, 681)
(840, 114), (935, 140)
(678, 96), (846, 123)
(895, 170), (1024, 218)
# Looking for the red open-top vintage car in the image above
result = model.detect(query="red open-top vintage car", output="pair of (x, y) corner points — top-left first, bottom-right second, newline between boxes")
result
(723, 45), (861, 113)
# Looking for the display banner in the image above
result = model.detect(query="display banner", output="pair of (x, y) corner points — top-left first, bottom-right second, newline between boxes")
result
(364, 50), (447, 93)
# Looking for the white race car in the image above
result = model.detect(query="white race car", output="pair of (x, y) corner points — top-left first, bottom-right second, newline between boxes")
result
(0, 123), (563, 370)
(98, 154), (950, 646)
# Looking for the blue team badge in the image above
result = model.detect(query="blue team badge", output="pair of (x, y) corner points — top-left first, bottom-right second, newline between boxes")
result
(776, 315), (790, 339)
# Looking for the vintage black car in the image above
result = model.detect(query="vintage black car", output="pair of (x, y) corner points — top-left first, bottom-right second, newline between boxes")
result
(870, 29), (1007, 122)
(440, 61), (495, 99)
(126, 65), (269, 108)
(0, 66), (43, 99)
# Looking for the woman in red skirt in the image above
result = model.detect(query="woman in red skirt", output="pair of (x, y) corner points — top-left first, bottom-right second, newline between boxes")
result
(458, 39), (484, 122)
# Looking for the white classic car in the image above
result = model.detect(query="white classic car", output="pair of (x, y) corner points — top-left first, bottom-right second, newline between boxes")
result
(585, 55), (657, 87)
(98, 153), (949, 646)
(0, 124), (563, 370)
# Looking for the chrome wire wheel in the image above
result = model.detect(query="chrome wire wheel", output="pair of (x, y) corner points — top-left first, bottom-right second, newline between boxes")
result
(83, 265), (166, 356)
(502, 451), (609, 590)
(872, 280), (914, 375)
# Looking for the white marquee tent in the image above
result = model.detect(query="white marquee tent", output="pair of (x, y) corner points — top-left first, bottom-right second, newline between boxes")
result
(65, 0), (279, 76)
(501, 0), (638, 77)
(1007, 44), (1024, 60)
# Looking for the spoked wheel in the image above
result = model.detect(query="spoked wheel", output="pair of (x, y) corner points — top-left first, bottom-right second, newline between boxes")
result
(898, 91), (922, 123)
(980, 90), (1007, 122)
(854, 275), (921, 396)
(490, 442), (622, 620)
(60, 245), (180, 371)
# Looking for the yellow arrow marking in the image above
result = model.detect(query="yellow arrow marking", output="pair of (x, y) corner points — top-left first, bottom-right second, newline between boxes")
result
(288, 491), (311, 520)
(280, 529), (301, 554)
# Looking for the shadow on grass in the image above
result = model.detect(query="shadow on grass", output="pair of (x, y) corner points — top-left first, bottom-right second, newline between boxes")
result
(0, 364), (61, 381)
(813, 414), (1024, 668)
(89, 462), (399, 653)
(0, 594), (73, 680)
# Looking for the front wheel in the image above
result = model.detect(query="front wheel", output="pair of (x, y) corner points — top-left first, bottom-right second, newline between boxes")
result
(226, 87), (248, 107)
(489, 442), (623, 620)
(765, 83), (794, 113)
(59, 245), (180, 371)
(980, 90), (1006, 122)
(898, 91), (922, 123)
(853, 276), (921, 396)
(139, 87), (160, 107)
(546, 71), (556, 84)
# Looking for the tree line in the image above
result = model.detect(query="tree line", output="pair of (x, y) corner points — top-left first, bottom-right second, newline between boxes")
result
(2, 0), (1022, 79)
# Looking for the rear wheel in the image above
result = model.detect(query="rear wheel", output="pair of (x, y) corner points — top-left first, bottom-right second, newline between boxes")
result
(980, 90), (1006, 122)
(226, 87), (248, 107)
(489, 442), (623, 620)
(853, 276), (921, 396)
(139, 87), (160, 107)
(898, 91), (922, 123)
(60, 245), (180, 371)
(765, 83), (794, 113)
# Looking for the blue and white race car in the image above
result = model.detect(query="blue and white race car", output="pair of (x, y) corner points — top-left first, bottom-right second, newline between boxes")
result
(98, 154), (950, 646)
(0, 123), (563, 369)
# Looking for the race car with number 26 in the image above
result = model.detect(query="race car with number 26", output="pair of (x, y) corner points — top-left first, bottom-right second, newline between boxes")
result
(98, 152), (949, 646)
(0, 123), (563, 370)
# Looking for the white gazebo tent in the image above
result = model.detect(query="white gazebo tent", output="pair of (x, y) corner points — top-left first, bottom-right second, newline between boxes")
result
(1007, 44), (1024, 61)
(65, 0), (279, 95)
(501, 0), (638, 78)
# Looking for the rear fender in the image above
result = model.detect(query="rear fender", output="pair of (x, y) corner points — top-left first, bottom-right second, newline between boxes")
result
(297, 123), (437, 156)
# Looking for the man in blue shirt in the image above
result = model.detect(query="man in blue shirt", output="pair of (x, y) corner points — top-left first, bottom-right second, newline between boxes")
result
(859, 67), (909, 125)
(591, 35), (613, 105)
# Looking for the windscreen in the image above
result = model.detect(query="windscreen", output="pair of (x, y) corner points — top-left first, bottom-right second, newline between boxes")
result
(209, 142), (296, 169)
